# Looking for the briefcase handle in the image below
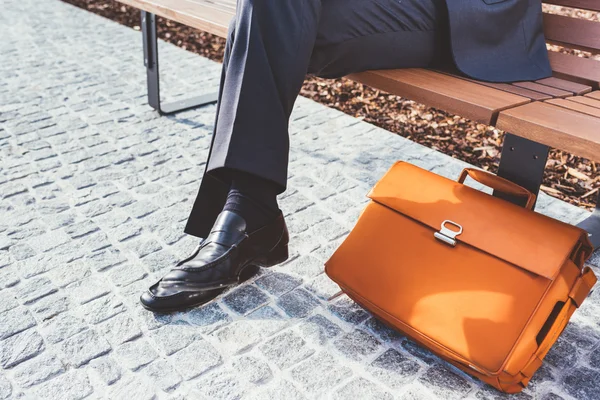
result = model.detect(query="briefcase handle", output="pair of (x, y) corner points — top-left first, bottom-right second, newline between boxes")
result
(458, 168), (537, 210)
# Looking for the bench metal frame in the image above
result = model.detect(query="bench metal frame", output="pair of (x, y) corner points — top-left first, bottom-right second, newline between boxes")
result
(496, 134), (599, 248)
(141, 11), (218, 115)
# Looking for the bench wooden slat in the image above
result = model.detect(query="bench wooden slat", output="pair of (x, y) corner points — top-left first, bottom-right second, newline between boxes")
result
(512, 81), (573, 98)
(348, 69), (530, 125)
(117, 0), (231, 36)
(195, 0), (235, 12)
(585, 91), (600, 100)
(543, 13), (600, 54)
(543, 0), (600, 12)
(548, 51), (600, 89)
(497, 102), (600, 162)
(473, 81), (552, 100)
(546, 98), (600, 118)
(449, 73), (555, 100)
(535, 77), (592, 95)
(567, 96), (600, 109)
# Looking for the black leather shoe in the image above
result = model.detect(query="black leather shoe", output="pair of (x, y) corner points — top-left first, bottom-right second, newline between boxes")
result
(140, 210), (289, 313)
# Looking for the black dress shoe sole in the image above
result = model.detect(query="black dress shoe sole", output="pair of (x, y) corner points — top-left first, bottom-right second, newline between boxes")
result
(139, 288), (226, 314)
(139, 264), (263, 314)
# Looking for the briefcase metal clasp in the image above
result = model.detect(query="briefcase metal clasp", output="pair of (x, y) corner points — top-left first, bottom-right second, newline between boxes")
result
(434, 220), (463, 247)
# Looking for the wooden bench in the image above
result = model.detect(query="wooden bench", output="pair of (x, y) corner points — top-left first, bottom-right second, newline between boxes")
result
(116, 0), (600, 248)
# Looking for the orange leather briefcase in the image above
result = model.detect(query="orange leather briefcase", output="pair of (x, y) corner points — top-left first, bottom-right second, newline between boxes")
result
(325, 162), (597, 393)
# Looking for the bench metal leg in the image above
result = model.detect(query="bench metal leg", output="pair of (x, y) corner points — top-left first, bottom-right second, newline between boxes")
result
(496, 133), (600, 249)
(141, 11), (218, 115)
(495, 133), (549, 209)
(576, 198), (600, 249)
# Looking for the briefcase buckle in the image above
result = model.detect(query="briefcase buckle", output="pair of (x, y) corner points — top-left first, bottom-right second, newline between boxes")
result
(434, 220), (463, 247)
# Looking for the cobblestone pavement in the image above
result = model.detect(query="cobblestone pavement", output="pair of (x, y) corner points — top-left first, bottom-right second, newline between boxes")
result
(2, 1), (600, 399)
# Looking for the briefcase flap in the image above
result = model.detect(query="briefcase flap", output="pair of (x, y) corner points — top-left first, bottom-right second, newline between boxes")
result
(367, 162), (590, 280)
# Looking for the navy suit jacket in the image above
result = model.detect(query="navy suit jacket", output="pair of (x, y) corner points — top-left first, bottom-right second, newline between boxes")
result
(446, 0), (552, 82)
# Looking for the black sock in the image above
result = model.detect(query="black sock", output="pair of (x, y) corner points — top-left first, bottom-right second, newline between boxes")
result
(223, 171), (280, 232)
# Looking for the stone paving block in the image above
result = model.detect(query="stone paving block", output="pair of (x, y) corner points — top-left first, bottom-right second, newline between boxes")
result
(333, 377), (394, 400)
(66, 276), (111, 305)
(402, 339), (441, 365)
(171, 341), (222, 380)
(27, 230), (70, 253)
(398, 384), (437, 400)
(298, 314), (342, 345)
(187, 302), (231, 334)
(79, 293), (125, 325)
(245, 379), (306, 400)
(328, 295), (370, 325)
(195, 369), (250, 400)
(19, 251), (80, 280)
(59, 329), (111, 367)
(285, 254), (324, 278)
(34, 370), (93, 400)
(0, 375), (11, 400)
(8, 242), (36, 261)
(545, 337), (579, 370)
(305, 272), (340, 301)
(133, 306), (173, 331)
(259, 330), (314, 370)
(0, 307), (36, 339)
(46, 260), (90, 289)
(540, 394), (565, 400)
(364, 317), (405, 343)
(368, 349), (422, 391)
(108, 262), (147, 287)
(214, 320), (262, 355)
(232, 355), (273, 384)
(126, 238), (163, 258)
(0, 289), (19, 314)
(149, 324), (200, 356)
(115, 338), (159, 371)
(290, 352), (353, 395)
(0, 264), (20, 289)
(107, 375), (158, 400)
(143, 359), (183, 392)
(42, 312), (87, 343)
(12, 353), (65, 388)
(334, 329), (383, 361)
(525, 363), (556, 393)
(0, 251), (12, 268)
(246, 305), (290, 337)
(86, 247), (127, 272)
(98, 313), (143, 345)
(0, 328), (45, 368)
(474, 386), (533, 400)
(64, 220), (100, 239)
(255, 271), (302, 297)
(561, 367), (600, 400)
(13, 276), (57, 305)
(276, 288), (320, 318)
(223, 285), (270, 315)
(89, 356), (122, 386)
(418, 364), (473, 400)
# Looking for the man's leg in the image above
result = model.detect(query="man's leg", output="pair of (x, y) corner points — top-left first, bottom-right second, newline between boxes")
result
(184, 0), (323, 239)
(309, 0), (450, 78)
(142, 0), (450, 312)
(184, 0), (450, 240)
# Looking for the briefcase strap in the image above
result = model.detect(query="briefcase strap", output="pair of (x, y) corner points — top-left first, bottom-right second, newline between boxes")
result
(519, 267), (597, 381)
(458, 168), (537, 210)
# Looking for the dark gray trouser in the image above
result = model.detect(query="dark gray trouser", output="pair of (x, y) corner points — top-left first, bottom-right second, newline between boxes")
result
(185, 0), (451, 238)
